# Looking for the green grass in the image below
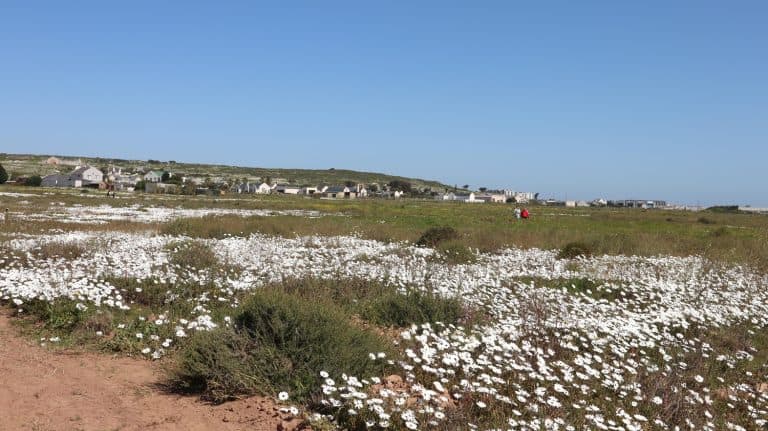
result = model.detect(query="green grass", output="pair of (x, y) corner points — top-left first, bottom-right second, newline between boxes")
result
(152, 200), (768, 271)
(4, 185), (762, 270)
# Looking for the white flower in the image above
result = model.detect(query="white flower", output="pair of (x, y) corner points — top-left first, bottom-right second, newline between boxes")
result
(278, 391), (289, 401)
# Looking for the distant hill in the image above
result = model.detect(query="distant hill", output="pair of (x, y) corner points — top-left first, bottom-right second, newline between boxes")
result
(0, 153), (455, 191)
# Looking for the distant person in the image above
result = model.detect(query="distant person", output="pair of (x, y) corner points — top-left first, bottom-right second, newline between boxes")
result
(521, 208), (530, 219)
(514, 208), (521, 219)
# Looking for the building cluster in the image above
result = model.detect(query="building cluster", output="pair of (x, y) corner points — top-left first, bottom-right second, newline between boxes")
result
(234, 182), (394, 199)
(34, 164), (668, 208)
(42, 166), (142, 190)
(38, 165), (402, 199)
(436, 190), (536, 204)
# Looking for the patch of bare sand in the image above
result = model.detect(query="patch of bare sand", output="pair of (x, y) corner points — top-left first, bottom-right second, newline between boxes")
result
(0, 312), (295, 431)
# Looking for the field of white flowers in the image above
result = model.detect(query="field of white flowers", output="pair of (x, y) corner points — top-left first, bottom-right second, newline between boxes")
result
(1, 204), (767, 430)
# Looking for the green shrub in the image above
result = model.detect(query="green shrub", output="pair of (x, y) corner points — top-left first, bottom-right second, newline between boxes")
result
(416, 226), (458, 247)
(20, 299), (89, 331)
(556, 241), (593, 259)
(697, 217), (716, 225)
(26, 175), (42, 187)
(259, 277), (474, 328)
(168, 288), (394, 403)
(360, 289), (466, 327)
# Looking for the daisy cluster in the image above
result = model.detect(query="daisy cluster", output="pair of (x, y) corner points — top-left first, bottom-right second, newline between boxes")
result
(11, 203), (326, 224)
(1, 227), (767, 429)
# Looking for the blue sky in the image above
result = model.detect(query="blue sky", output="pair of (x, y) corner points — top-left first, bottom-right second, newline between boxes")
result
(1, 1), (766, 206)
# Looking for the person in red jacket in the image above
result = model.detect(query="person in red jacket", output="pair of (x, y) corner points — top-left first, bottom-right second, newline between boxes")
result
(521, 208), (530, 219)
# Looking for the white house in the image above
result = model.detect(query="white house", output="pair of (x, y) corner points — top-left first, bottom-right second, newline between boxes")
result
(255, 183), (273, 194)
(456, 193), (483, 203)
(380, 190), (403, 199)
(356, 184), (368, 198)
(143, 170), (165, 183)
(275, 184), (301, 194)
(70, 166), (104, 185)
(477, 194), (506, 203)
(41, 166), (103, 188)
(301, 186), (319, 195)
(324, 186), (357, 199)
(505, 190), (536, 204)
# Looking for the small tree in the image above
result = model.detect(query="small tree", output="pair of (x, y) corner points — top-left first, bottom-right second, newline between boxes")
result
(26, 175), (42, 187)
(0, 164), (7, 184)
(161, 172), (171, 183)
(479, 187), (487, 193)
(134, 180), (146, 191)
(387, 180), (412, 193)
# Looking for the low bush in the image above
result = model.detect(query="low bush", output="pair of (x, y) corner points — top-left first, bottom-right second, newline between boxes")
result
(416, 226), (458, 247)
(167, 240), (219, 269)
(35, 241), (86, 260)
(261, 277), (475, 328)
(19, 299), (90, 331)
(697, 217), (716, 225)
(436, 240), (477, 265)
(360, 288), (467, 327)
(168, 288), (394, 403)
(556, 241), (593, 259)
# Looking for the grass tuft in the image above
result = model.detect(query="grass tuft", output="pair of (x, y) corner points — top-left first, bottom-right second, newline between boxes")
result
(416, 226), (458, 247)
(556, 241), (594, 259)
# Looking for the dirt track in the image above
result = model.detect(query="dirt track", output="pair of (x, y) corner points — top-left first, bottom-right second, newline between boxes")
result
(0, 312), (287, 431)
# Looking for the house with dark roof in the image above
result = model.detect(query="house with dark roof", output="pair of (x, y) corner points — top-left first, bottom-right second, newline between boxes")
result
(41, 166), (103, 188)
(323, 186), (357, 199)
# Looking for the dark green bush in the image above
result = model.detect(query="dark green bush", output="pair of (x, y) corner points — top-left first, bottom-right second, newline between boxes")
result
(168, 288), (393, 403)
(556, 241), (593, 259)
(25, 175), (42, 186)
(416, 226), (458, 247)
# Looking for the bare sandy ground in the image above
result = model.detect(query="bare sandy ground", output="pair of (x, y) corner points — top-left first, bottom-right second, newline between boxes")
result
(0, 312), (292, 431)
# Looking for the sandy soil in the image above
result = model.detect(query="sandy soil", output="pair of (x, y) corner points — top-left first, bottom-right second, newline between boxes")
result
(0, 312), (295, 431)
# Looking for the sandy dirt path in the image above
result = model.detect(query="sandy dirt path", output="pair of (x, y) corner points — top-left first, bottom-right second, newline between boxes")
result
(0, 312), (290, 431)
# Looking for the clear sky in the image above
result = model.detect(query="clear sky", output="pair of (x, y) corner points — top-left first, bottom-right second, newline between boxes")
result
(1, 1), (766, 206)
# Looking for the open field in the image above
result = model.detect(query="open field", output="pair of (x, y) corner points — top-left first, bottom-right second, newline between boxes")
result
(1, 186), (767, 430)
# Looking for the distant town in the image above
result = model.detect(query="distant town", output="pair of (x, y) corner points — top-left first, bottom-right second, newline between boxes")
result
(1, 155), (765, 213)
